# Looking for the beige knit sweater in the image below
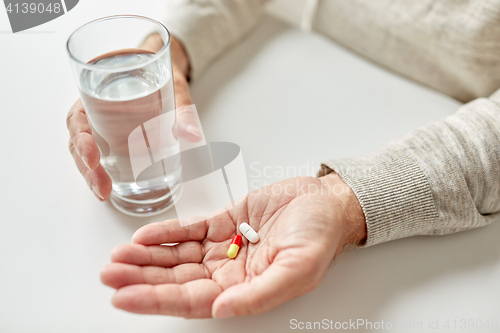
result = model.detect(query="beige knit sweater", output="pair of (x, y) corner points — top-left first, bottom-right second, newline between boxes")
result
(161, 0), (500, 246)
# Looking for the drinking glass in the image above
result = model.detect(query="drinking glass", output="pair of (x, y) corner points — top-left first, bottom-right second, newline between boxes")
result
(67, 15), (182, 216)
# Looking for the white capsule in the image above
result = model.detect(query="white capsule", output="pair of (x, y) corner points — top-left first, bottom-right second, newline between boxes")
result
(239, 223), (259, 243)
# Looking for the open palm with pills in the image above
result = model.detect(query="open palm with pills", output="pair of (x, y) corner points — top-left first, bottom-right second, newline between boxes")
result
(66, 34), (366, 318)
(100, 175), (366, 318)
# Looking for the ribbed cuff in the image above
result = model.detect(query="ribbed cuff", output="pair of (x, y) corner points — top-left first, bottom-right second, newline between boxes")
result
(321, 148), (439, 246)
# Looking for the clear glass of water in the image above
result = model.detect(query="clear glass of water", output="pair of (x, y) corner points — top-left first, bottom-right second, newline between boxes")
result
(67, 15), (182, 216)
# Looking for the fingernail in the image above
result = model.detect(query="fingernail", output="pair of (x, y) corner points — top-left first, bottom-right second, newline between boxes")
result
(186, 125), (202, 138)
(74, 145), (81, 156)
(92, 184), (104, 200)
(213, 305), (234, 319)
(81, 156), (91, 170)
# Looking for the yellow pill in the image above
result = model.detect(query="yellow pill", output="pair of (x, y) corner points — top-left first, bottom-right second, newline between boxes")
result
(227, 235), (242, 259)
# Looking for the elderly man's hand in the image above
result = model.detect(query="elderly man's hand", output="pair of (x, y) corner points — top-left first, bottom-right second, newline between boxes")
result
(100, 174), (366, 318)
(66, 35), (199, 201)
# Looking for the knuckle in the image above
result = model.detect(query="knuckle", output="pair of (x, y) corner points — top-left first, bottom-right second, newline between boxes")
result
(69, 132), (81, 146)
(70, 131), (92, 147)
(68, 139), (75, 153)
(175, 107), (194, 117)
(66, 110), (75, 129)
(66, 100), (87, 129)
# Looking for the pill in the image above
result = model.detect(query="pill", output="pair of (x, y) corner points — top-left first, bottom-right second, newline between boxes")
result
(239, 223), (259, 243)
(227, 235), (242, 259)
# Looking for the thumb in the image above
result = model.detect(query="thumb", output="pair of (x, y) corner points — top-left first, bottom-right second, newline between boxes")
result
(212, 254), (322, 318)
(172, 68), (203, 143)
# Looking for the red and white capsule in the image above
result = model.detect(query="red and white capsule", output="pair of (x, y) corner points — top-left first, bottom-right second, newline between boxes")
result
(227, 235), (242, 259)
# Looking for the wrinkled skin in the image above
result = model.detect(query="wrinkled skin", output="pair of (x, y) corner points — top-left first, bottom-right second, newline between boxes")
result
(101, 175), (366, 318)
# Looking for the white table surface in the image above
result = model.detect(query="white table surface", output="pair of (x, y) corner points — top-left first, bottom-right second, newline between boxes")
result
(1, 1), (500, 332)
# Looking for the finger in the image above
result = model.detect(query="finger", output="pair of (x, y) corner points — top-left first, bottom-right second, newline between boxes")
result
(66, 99), (101, 171)
(172, 70), (203, 143)
(173, 68), (192, 109)
(139, 32), (164, 53)
(112, 279), (222, 318)
(212, 250), (324, 318)
(132, 219), (208, 245)
(101, 262), (209, 289)
(69, 140), (112, 200)
(110, 242), (203, 267)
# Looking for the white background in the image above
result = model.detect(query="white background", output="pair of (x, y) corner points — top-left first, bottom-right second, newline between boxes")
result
(1, 1), (499, 332)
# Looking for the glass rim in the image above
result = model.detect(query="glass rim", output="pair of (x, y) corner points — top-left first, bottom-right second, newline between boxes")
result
(66, 15), (170, 73)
